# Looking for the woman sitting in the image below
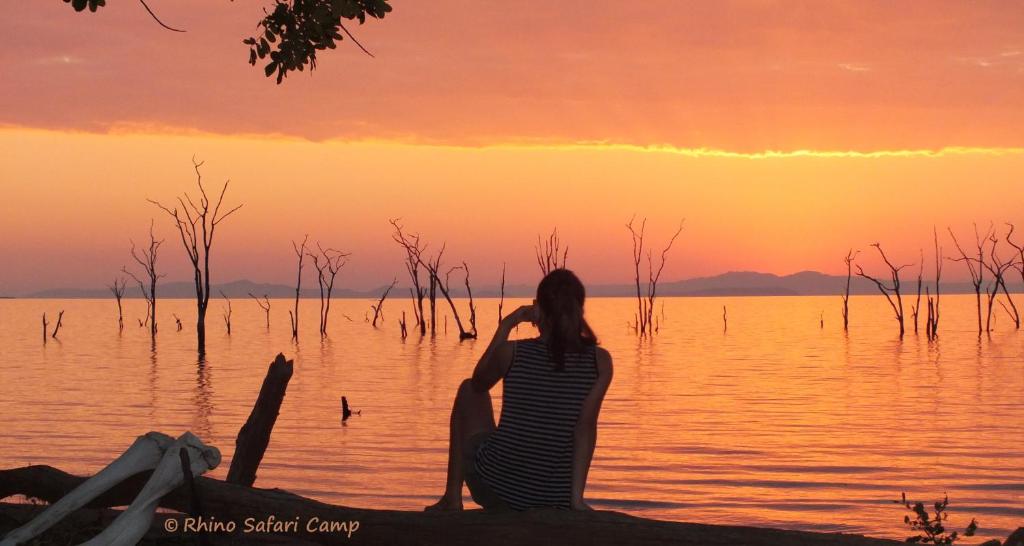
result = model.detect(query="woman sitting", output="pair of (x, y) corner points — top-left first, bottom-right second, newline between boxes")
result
(425, 268), (613, 512)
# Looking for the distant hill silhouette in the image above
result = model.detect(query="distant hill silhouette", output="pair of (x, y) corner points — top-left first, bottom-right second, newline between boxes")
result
(17, 271), (1021, 299)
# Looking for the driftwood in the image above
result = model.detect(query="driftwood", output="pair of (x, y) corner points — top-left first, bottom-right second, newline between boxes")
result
(0, 432), (175, 546)
(0, 464), (910, 546)
(226, 354), (294, 486)
(1, 433), (219, 546)
(81, 433), (220, 546)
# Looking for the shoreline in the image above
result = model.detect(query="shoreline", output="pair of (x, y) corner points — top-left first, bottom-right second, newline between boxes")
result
(0, 464), (910, 546)
(0, 499), (906, 546)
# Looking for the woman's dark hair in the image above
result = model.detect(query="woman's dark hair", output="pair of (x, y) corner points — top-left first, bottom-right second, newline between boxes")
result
(536, 268), (598, 371)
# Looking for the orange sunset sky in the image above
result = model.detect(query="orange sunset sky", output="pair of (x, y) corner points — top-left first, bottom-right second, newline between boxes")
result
(2, 1), (1023, 294)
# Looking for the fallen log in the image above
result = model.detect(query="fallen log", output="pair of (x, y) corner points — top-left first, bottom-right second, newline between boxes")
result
(226, 353), (294, 487)
(0, 464), (906, 546)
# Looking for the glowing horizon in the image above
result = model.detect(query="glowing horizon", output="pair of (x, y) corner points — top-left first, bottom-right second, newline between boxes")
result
(4, 2), (1024, 295)
(3, 126), (1023, 296)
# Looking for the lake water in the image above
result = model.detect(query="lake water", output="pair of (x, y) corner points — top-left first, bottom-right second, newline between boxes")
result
(0, 295), (1021, 543)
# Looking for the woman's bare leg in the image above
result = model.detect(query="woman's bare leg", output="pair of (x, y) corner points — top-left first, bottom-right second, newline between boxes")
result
(425, 378), (496, 511)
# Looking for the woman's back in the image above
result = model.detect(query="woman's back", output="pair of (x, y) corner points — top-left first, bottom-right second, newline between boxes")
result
(474, 338), (598, 510)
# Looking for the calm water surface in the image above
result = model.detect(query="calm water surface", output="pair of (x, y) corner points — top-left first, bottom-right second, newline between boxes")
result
(0, 295), (1021, 543)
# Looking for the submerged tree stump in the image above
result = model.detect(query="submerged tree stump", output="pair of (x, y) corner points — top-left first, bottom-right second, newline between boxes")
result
(226, 354), (293, 487)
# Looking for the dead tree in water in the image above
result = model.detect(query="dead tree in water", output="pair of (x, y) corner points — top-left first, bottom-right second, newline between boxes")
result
(371, 278), (398, 328)
(399, 311), (408, 339)
(308, 243), (350, 336)
(929, 227), (943, 339)
(980, 232), (1020, 332)
(1004, 223), (1024, 329)
(108, 277), (127, 331)
(948, 224), (992, 335)
(391, 220), (474, 338)
(910, 250), (924, 334)
(457, 262), (478, 337)
(722, 305), (727, 332)
(289, 236), (308, 340)
(842, 249), (859, 331)
(149, 158), (243, 354)
(389, 219), (427, 336)
(51, 310), (64, 339)
(249, 293), (271, 329)
(40, 311), (63, 343)
(432, 259), (471, 339)
(536, 228), (568, 275)
(219, 290), (233, 335)
(427, 252), (442, 332)
(925, 286), (935, 340)
(855, 243), (908, 338)
(173, 313), (183, 331)
(123, 220), (164, 338)
(626, 216), (684, 336)
(498, 262), (506, 322)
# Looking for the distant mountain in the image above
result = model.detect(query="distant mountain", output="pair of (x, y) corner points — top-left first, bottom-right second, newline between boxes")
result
(25, 279), (391, 300)
(652, 270), (1020, 297)
(19, 271), (1021, 299)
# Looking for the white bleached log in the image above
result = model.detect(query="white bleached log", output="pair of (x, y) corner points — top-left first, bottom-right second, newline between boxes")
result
(0, 431), (175, 546)
(80, 432), (220, 546)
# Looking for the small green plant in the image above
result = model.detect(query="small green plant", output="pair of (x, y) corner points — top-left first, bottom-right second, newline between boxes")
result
(895, 492), (978, 544)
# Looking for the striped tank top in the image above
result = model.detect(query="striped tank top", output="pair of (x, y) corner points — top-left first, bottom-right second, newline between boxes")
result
(473, 337), (599, 510)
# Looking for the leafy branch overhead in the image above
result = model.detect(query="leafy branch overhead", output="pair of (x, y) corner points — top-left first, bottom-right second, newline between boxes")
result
(63, 0), (392, 84)
(245, 0), (391, 83)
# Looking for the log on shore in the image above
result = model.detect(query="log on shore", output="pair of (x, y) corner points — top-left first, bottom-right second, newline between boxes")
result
(0, 465), (904, 546)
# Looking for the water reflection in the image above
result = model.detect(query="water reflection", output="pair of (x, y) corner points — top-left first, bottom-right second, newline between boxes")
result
(0, 295), (1021, 543)
(148, 337), (158, 419)
(192, 355), (213, 440)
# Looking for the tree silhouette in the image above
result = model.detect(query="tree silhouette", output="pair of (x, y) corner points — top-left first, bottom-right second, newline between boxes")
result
(948, 224), (992, 335)
(61, 0), (392, 84)
(289, 235), (309, 340)
(308, 243), (350, 336)
(390, 218), (428, 336)
(626, 216), (683, 336)
(249, 293), (272, 329)
(150, 159), (242, 354)
(535, 228), (568, 275)
(108, 277), (127, 332)
(842, 249), (859, 331)
(123, 220), (165, 339)
(855, 243), (908, 338)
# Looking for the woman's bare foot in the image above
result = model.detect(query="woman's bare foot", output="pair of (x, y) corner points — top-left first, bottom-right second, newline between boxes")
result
(424, 494), (463, 512)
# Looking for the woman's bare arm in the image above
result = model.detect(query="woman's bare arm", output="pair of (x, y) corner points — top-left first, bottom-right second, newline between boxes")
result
(571, 347), (613, 509)
(470, 305), (535, 392)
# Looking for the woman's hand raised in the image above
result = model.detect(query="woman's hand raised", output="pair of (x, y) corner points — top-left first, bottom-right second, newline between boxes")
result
(501, 304), (537, 329)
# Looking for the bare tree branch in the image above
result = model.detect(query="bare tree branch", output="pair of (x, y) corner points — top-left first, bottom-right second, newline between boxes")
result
(308, 242), (351, 336)
(854, 242), (907, 337)
(842, 249), (859, 331)
(138, 0), (186, 32)
(150, 159), (242, 353)
(627, 216), (683, 336)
